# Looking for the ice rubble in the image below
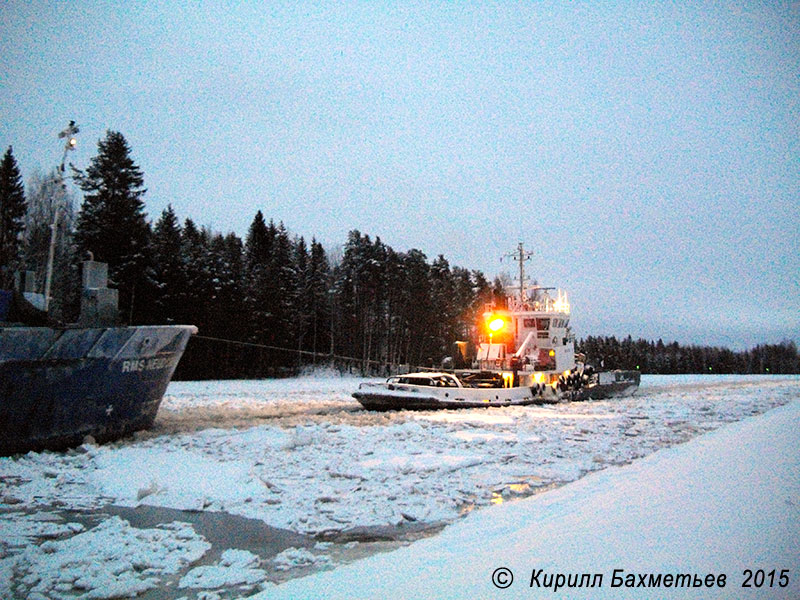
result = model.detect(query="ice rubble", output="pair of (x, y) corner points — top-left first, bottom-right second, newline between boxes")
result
(179, 549), (266, 590)
(258, 398), (800, 599)
(2, 515), (209, 599)
(0, 373), (798, 598)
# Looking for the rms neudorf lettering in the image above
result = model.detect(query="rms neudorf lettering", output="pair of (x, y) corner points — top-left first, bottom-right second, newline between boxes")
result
(121, 355), (177, 373)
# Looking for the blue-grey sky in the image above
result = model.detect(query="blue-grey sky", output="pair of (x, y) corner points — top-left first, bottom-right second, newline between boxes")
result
(2, 1), (798, 349)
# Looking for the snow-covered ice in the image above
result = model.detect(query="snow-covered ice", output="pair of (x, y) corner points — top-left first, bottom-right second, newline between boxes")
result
(179, 549), (266, 591)
(272, 547), (332, 572)
(3, 516), (209, 599)
(1, 372), (798, 598)
(259, 390), (800, 599)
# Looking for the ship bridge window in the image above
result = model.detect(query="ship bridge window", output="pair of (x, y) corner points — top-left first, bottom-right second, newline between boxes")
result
(397, 376), (435, 386)
(523, 318), (536, 328)
(536, 318), (550, 330)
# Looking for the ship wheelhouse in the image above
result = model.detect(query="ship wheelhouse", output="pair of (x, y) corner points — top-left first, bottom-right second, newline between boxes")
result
(476, 287), (575, 388)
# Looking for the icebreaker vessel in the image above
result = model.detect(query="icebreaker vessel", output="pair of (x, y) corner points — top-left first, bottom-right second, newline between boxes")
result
(354, 243), (639, 410)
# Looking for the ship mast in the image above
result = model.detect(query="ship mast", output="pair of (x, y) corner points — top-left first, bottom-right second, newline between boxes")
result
(503, 242), (533, 304)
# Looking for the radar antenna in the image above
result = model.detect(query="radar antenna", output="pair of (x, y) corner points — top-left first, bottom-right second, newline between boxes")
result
(502, 242), (533, 303)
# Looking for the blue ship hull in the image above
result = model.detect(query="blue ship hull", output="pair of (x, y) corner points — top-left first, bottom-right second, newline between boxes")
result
(0, 325), (196, 455)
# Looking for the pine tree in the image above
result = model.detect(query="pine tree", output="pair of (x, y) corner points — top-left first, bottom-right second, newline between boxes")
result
(451, 266), (477, 342)
(430, 255), (455, 357)
(333, 231), (389, 365)
(73, 131), (152, 322)
(0, 146), (27, 287)
(401, 249), (433, 365)
(383, 246), (406, 365)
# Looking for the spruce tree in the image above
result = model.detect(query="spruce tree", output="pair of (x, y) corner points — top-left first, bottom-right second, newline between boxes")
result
(384, 246), (406, 365)
(272, 222), (296, 348)
(151, 205), (185, 323)
(334, 230), (381, 362)
(430, 255), (454, 356)
(73, 131), (152, 322)
(307, 239), (331, 356)
(401, 249), (433, 365)
(0, 146), (27, 287)
(244, 210), (274, 344)
(206, 231), (245, 340)
(180, 218), (213, 328)
(293, 236), (310, 353)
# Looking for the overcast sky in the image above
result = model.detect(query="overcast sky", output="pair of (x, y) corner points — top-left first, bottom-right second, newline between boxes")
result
(2, 1), (798, 349)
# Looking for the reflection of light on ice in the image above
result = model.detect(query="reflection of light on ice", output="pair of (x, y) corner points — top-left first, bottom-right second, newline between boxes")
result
(508, 483), (531, 493)
(491, 483), (533, 506)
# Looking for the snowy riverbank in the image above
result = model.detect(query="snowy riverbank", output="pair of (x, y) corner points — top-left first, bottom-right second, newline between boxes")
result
(1, 374), (798, 599)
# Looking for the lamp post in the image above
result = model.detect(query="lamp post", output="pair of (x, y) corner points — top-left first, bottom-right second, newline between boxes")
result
(44, 121), (79, 312)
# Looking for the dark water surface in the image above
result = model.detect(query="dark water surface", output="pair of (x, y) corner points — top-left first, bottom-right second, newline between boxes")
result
(5, 502), (443, 600)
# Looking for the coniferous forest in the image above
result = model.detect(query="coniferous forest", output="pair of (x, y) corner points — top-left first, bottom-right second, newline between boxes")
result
(1, 133), (798, 378)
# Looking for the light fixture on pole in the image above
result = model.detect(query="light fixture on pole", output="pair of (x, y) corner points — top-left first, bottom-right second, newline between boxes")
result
(45, 121), (79, 312)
